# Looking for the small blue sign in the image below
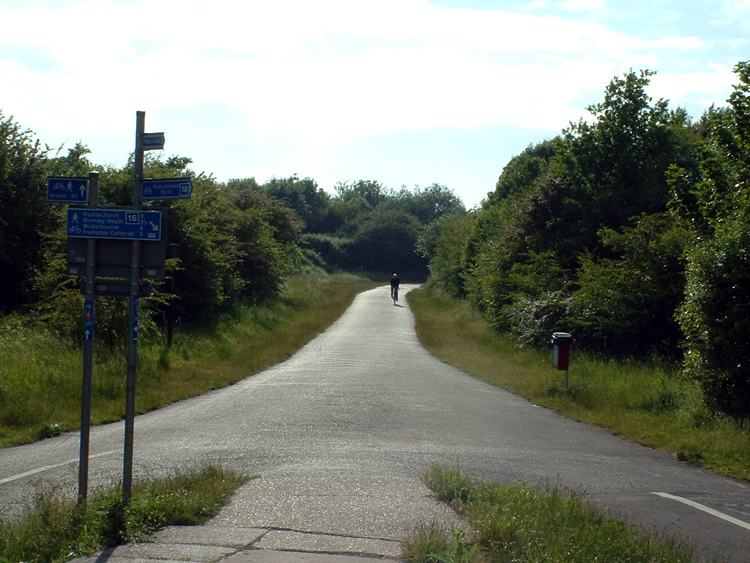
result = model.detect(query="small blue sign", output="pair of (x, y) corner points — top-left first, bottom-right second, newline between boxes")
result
(84, 300), (94, 341)
(67, 209), (162, 241)
(142, 178), (194, 200)
(142, 132), (165, 150)
(48, 177), (88, 203)
(131, 297), (140, 344)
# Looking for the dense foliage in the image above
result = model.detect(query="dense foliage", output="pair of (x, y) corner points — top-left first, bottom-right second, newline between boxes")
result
(0, 111), (58, 315)
(426, 63), (750, 418)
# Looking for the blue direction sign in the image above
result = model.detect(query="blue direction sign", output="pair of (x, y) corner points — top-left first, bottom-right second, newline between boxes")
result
(67, 209), (162, 241)
(142, 132), (165, 150)
(142, 178), (194, 200)
(48, 177), (88, 203)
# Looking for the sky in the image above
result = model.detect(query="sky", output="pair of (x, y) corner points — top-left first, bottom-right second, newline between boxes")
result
(1, 0), (748, 209)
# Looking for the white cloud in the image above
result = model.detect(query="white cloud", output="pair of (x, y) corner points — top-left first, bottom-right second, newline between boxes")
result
(0, 0), (739, 193)
(649, 64), (736, 112)
(560, 0), (605, 12)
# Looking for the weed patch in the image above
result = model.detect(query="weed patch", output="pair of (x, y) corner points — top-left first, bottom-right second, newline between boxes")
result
(0, 465), (248, 563)
(403, 465), (697, 563)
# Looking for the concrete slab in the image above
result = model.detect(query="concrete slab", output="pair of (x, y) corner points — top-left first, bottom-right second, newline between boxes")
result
(210, 474), (460, 541)
(76, 542), (235, 562)
(153, 525), (267, 548)
(224, 551), (397, 563)
(253, 530), (401, 558)
(72, 558), (189, 563)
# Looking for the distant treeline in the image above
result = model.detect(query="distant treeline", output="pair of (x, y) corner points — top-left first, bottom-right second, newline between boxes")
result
(425, 63), (750, 419)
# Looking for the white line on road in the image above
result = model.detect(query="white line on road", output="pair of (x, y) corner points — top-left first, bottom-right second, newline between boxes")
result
(0, 451), (117, 486)
(654, 492), (750, 531)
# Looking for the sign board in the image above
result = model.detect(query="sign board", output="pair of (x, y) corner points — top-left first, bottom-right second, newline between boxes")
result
(142, 178), (194, 200)
(67, 238), (167, 279)
(67, 208), (161, 241)
(48, 177), (88, 203)
(142, 132), (165, 150)
(67, 210), (168, 279)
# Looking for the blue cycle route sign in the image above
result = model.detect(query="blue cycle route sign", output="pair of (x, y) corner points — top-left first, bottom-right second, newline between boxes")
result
(142, 178), (194, 200)
(48, 177), (88, 202)
(67, 208), (162, 241)
(142, 132), (165, 150)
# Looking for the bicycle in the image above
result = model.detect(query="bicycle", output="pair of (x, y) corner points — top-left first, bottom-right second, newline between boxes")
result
(391, 286), (398, 304)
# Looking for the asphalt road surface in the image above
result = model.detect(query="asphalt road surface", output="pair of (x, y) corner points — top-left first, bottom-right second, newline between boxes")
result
(2, 285), (750, 562)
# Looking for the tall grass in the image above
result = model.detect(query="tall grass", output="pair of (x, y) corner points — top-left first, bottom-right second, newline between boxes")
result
(407, 287), (750, 481)
(0, 272), (377, 448)
(402, 465), (699, 563)
(0, 464), (249, 563)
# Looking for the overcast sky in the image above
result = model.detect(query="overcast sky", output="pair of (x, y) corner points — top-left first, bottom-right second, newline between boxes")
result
(2, 0), (748, 208)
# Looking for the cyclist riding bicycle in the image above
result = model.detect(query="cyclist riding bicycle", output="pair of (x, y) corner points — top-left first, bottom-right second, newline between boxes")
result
(390, 273), (400, 304)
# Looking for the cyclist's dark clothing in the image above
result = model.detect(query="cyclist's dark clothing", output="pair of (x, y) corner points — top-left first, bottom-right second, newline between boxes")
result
(390, 275), (400, 289)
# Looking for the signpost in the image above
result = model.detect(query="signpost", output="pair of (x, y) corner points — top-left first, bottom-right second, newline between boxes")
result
(77, 172), (99, 504)
(67, 209), (162, 241)
(47, 111), (187, 506)
(142, 178), (194, 200)
(48, 177), (88, 203)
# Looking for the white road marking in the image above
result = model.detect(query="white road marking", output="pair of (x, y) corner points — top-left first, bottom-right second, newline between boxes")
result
(0, 451), (117, 485)
(654, 492), (750, 531)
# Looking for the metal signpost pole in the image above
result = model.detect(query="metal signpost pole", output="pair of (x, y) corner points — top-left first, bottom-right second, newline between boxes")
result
(123, 112), (145, 503)
(78, 171), (98, 503)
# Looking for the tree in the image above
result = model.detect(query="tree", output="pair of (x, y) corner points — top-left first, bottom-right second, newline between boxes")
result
(489, 139), (558, 203)
(558, 70), (689, 246)
(351, 208), (426, 274)
(261, 175), (336, 233)
(679, 214), (750, 417)
(393, 183), (465, 225)
(438, 70), (696, 352)
(569, 214), (687, 355)
(427, 213), (474, 298)
(0, 112), (56, 314)
(226, 182), (302, 302)
(334, 180), (390, 208)
(675, 61), (750, 416)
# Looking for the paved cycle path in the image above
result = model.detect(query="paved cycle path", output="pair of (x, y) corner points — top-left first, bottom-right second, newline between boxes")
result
(3, 285), (750, 562)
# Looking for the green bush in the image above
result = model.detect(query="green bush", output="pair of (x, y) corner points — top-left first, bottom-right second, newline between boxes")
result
(300, 233), (355, 271)
(426, 214), (474, 298)
(568, 215), (687, 356)
(679, 213), (750, 417)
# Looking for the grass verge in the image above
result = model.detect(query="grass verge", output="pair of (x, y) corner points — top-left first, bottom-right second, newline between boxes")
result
(401, 464), (699, 563)
(0, 272), (378, 448)
(406, 287), (750, 481)
(0, 464), (249, 563)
